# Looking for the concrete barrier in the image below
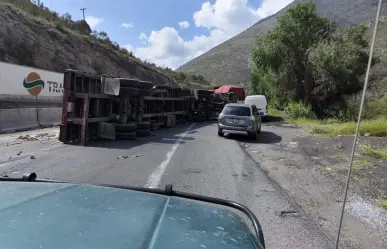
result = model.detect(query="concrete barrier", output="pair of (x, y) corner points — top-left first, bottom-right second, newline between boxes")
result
(37, 108), (61, 127)
(0, 107), (61, 133)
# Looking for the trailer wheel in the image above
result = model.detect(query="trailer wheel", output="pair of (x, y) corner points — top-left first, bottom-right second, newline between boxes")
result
(116, 132), (137, 140)
(136, 129), (151, 137)
(136, 121), (151, 130)
(115, 123), (137, 133)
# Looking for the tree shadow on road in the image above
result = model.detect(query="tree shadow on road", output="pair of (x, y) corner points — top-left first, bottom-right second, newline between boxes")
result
(263, 115), (285, 123)
(226, 131), (282, 144)
(84, 121), (215, 149)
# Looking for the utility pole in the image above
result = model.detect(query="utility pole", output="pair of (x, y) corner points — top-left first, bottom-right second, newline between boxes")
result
(80, 8), (86, 21)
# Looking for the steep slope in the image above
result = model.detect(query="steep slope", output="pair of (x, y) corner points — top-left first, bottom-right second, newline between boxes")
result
(179, 0), (387, 86)
(0, 2), (208, 87)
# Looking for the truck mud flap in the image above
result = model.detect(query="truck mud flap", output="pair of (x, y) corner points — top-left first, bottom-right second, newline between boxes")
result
(102, 78), (120, 96)
(99, 122), (116, 140)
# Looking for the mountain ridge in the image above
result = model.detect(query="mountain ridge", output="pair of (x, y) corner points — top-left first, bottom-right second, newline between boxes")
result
(178, 0), (387, 87)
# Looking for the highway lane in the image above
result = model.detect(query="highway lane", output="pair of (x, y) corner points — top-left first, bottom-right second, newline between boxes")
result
(0, 122), (333, 249)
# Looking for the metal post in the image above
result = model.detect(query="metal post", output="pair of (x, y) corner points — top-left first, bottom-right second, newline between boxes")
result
(80, 8), (86, 21)
(334, 0), (383, 248)
(81, 95), (90, 146)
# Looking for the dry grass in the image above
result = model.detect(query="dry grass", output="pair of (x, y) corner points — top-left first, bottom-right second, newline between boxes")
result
(359, 143), (387, 159)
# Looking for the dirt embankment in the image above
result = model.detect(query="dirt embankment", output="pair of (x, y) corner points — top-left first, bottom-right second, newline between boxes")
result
(236, 121), (387, 249)
(0, 3), (177, 86)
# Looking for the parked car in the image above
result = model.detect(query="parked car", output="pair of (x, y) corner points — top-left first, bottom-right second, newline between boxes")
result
(218, 103), (263, 139)
(244, 95), (268, 120)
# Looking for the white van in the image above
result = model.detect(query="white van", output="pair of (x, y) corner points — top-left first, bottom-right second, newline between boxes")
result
(244, 95), (268, 117)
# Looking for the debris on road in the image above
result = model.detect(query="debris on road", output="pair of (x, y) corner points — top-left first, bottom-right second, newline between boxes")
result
(278, 210), (301, 218)
(30, 155), (36, 159)
(18, 135), (38, 141)
(288, 141), (299, 148)
(6, 141), (22, 146)
(334, 142), (344, 149)
(17, 132), (59, 142)
(117, 154), (142, 160)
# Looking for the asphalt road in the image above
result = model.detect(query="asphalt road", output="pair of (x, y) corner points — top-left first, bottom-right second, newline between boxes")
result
(0, 122), (334, 249)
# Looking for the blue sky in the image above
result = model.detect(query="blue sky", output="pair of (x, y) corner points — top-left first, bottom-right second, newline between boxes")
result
(41, 0), (293, 69)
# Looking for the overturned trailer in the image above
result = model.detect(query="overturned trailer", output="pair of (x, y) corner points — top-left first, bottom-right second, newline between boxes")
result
(59, 70), (231, 146)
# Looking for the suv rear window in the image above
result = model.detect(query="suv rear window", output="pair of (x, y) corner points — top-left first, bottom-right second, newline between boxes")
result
(222, 106), (251, 116)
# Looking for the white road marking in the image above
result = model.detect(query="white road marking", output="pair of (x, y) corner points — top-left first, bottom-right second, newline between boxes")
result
(145, 124), (195, 188)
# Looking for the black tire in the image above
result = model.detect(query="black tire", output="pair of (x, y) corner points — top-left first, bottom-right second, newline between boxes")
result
(116, 132), (136, 140)
(136, 121), (151, 130)
(115, 123), (137, 133)
(218, 131), (224, 137)
(136, 129), (151, 137)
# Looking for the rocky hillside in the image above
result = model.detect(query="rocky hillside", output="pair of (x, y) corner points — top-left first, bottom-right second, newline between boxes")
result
(179, 0), (387, 87)
(0, 1), (208, 87)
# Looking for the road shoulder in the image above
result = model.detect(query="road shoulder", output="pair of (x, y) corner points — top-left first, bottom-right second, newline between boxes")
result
(239, 122), (387, 249)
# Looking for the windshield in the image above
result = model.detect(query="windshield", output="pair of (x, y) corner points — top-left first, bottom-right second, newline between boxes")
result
(222, 106), (251, 116)
(1, 0), (386, 249)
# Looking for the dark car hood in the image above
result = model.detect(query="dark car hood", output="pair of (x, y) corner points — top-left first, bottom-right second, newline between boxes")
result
(0, 182), (260, 249)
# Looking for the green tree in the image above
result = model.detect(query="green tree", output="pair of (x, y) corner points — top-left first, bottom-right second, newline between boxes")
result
(250, 0), (372, 118)
(98, 31), (108, 40)
(71, 20), (91, 35)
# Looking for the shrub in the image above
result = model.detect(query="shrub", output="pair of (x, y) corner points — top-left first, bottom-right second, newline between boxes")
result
(286, 102), (315, 119)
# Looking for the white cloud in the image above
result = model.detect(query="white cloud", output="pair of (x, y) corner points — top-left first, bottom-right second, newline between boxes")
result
(134, 0), (294, 69)
(178, 21), (190, 29)
(85, 16), (104, 29)
(138, 32), (148, 44)
(139, 32), (148, 40)
(123, 44), (133, 52)
(121, 23), (134, 28)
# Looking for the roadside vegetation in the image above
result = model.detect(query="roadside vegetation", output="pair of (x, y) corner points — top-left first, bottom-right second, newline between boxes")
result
(251, 1), (387, 137)
(379, 199), (387, 210)
(1, 0), (209, 86)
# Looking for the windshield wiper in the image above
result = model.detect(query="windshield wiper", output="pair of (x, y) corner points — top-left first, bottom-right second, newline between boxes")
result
(0, 173), (265, 248)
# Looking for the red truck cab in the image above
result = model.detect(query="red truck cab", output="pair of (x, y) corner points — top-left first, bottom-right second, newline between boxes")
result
(214, 85), (246, 102)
